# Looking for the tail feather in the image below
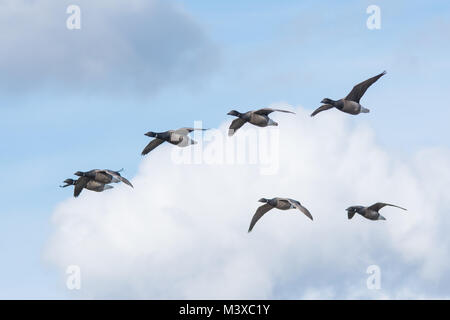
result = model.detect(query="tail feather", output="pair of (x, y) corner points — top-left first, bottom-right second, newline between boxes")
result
(360, 107), (370, 113)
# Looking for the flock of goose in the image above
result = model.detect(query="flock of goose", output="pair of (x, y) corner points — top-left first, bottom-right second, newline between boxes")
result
(61, 70), (406, 232)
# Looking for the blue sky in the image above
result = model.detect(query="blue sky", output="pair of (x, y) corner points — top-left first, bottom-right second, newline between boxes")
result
(0, 0), (449, 298)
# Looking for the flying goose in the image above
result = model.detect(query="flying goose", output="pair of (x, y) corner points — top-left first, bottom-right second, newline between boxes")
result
(227, 108), (295, 136)
(60, 178), (113, 198)
(141, 127), (207, 156)
(248, 197), (313, 232)
(74, 169), (133, 188)
(346, 202), (406, 221)
(311, 71), (386, 117)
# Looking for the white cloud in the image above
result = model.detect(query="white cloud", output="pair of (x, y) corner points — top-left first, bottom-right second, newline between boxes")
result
(44, 106), (450, 299)
(0, 0), (218, 94)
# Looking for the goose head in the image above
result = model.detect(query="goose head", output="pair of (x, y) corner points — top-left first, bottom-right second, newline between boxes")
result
(346, 205), (365, 214)
(346, 206), (358, 213)
(321, 98), (334, 105)
(227, 110), (241, 117)
(74, 171), (84, 177)
(145, 131), (158, 138)
(60, 178), (75, 188)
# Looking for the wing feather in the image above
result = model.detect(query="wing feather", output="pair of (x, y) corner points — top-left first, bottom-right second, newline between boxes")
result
(287, 199), (313, 220)
(310, 104), (334, 117)
(345, 71), (386, 103)
(367, 202), (407, 212)
(174, 128), (207, 135)
(141, 139), (165, 155)
(254, 108), (295, 115)
(119, 176), (133, 188)
(104, 169), (134, 188)
(248, 203), (274, 232)
(228, 118), (247, 136)
(74, 176), (89, 197)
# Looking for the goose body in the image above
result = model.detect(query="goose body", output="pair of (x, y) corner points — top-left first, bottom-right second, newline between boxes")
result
(311, 71), (386, 117)
(227, 108), (295, 136)
(346, 202), (406, 221)
(336, 100), (362, 115)
(141, 127), (207, 156)
(74, 169), (133, 188)
(248, 197), (313, 232)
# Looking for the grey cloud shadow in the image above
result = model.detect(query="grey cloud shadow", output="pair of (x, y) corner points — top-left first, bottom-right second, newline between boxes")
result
(0, 0), (219, 97)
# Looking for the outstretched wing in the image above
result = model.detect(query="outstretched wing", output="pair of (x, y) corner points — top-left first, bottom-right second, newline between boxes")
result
(254, 108), (295, 115)
(118, 176), (133, 188)
(287, 199), (313, 220)
(174, 127), (208, 135)
(104, 170), (134, 188)
(345, 71), (386, 103)
(310, 104), (334, 117)
(248, 203), (274, 232)
(141, 139), (165, 156)
(228, 118), (247, 136)
(74, 176), (90, 197)
(367, 202), (407, 212)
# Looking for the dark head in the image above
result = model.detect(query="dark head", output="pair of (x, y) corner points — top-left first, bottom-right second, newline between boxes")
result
(74, 171), (84, 177)
(346, 206), (363, 219)
(321, 98), (335, 105)
(227, 110), (241, 117)
(60, 178), (75, 188)
(144, 131), (158, 138)
(258, 198), (269, 203)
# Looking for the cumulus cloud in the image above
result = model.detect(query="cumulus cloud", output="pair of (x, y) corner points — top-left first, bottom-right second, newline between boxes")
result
(45, 106), (450, 299)
(0, 0), (218, 94)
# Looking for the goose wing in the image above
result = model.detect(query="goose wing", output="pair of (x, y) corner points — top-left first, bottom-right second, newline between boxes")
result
(248, 203), (274, 232)
(118, 176), (133, 188)
(228, 118), (247, 136)
(254, 108), (295, 115)
(141, 138), (165, 156)
(345, 71), (386, 103)
(367, 202), (407, 212)
(104, 170), (134, 188)
(74, 176), (90, 197)
(174, 127), (207, 135)
(310, 104), (334, 117)
(286, 199), (313, 220)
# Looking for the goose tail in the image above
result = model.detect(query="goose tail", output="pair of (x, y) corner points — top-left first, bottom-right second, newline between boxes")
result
(360, 107), (370, 113)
